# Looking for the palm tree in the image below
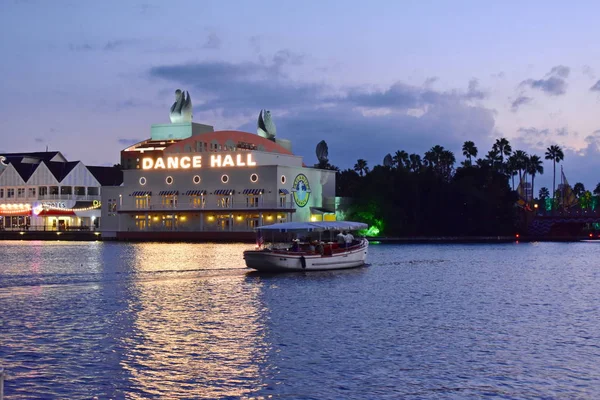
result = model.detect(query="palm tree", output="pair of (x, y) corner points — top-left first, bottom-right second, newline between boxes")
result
(506, 155), (518, 190)
(545, 145), (565, 203)
(573, 182), (585, 198)
(493, 138), (512, 164)
(594, 182), (600, 196)
(440, 150), (456, 179)
(485, 149), (502, 170)
(424, 145), (445, 169)
(354, 159), (369, 177)
(462, 141), (478, 166)
(393, 150), (410, 170)
(539, 187), (550, 200)
(527, 155), (543, 203)
(409, 153), (422, 173)
(513, 150), (529, 184)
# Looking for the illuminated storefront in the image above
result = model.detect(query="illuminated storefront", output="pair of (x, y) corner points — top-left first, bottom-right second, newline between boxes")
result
(101, 115), (337, 240)
(0, 152), (122, 230)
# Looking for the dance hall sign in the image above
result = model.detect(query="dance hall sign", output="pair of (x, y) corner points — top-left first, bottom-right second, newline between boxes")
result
(142, 154), (257, 170)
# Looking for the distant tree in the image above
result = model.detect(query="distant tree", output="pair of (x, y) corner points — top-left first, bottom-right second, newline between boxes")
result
(462, 141), (478, 166)
(513, 150), (529, 184)
(113, 163), (122, 169)
(485, 149), (502, 170)
(506, 155), (519, 190)
(527, 155), (544, 202)
(539, 187), (550, 200)
(545, 145), (565, 203)
(354, 159), (369, 177)
(493, 138), (512, 163)
(594, 182), (600, 196)
(573, 182), (586, 198)
(393, 150), (410, 170)
(408, 153), (422, 173)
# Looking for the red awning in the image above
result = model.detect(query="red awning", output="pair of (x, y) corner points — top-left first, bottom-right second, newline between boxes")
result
(0, 209), (32, 216)
(37, 209), (76, 216)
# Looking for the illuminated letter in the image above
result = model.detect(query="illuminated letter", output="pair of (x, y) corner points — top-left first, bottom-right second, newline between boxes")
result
(247, 153), (257, 166)
(142, 158), (153, 169)
(167, 157), (179, 169)
(154, 157), (165, 169)
(236, 154), (246, 167)
(223, 154), (234, 167)
(180, 156), (191, 169)
(211, 155), (222, 167)
(192, 156), (202, 168)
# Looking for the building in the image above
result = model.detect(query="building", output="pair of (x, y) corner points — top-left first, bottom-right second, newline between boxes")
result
(101, 99), (337, 241)
(0, 152), (123, 230)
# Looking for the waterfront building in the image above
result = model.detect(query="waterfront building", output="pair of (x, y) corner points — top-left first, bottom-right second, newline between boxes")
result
(101, 92), (336, 240)
(0, 152), (123, 230)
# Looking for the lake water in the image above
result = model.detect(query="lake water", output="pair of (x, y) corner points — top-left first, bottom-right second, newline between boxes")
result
(1, 241), (600, 399)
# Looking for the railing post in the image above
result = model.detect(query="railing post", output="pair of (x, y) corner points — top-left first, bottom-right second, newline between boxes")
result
(1, 367), (6, 400)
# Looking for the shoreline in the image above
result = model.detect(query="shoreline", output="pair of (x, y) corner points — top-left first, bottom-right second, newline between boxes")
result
(0, 231), (597, 243)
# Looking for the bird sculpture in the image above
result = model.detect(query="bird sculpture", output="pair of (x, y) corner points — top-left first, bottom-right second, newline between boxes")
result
(257, 109), (276, 140)
(169, 89), (193, 123)
(316, 140), (329, 163)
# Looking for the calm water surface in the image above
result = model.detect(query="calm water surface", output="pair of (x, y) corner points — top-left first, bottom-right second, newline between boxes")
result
(1, 241), (600, 399)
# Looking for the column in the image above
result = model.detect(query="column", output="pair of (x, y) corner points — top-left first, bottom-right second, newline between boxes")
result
(259, 212), (263, 226)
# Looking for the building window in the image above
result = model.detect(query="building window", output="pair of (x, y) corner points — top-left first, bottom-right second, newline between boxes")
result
(250, 173), (258, 183)
(87, 187), (99, 196)
(108, 198), (117, 216)
(49, 186), (59, 195)
(139, 177), (147, 185)
(135, 196), (149, 209)
(74, 186), (85, 196)
(192, 196), (205, 208)
(17, 188), (25, 198)
(221, 174), (229, 183)
(0, 188), (3, 198)
(193, 175), (201, 184)
(61, 186), (72, 195)
(161, 195), (177, 208)
(166, 176), (174, 185)
(27, 187), (36, 198)
(218, 196), (231, 208)
(7, 188), (14, 198)
(281, 175), (286, 184)
(247, 196), (259, 208)
(39, 187), (47, 196)
(279, 195), (287, 207)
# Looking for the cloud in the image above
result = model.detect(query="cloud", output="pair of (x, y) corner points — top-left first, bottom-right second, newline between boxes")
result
(34, 137), (44, 143)
(69, 39), (136, 52)
(117, 138), (142, 146)
(149, 55), (496, 168)
(520, 65), (570, 96)
(582, 65), (595, 80)
(590, 80), (600, 92)
(511, 96), (532, 112)
(202, 33), (221, 50)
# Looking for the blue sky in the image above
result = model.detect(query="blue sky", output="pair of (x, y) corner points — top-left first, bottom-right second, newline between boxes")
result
(1, 0), (600, 191)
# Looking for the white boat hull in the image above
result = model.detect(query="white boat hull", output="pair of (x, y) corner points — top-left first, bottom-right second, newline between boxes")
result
(244, 239), (369, 272)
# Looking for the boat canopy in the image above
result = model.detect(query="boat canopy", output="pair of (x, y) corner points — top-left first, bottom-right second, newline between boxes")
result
(256, 221), (368, 232)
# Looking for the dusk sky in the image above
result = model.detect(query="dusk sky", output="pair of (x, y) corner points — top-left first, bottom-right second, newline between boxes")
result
(2, 0), (600, 191)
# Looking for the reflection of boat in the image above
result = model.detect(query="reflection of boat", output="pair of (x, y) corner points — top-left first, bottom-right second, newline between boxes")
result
(243, 221), (369, 272)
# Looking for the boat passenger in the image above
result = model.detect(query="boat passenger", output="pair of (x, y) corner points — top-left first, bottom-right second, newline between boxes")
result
(291, 238), (300, 252)
(345, 231), (354, 247)
(315, 242), (324, 255)
(309, 241), (316, 253)
(336, 231), (346, 246)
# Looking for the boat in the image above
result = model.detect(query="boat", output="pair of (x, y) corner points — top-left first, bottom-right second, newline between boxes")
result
(243, 221), (369, 272)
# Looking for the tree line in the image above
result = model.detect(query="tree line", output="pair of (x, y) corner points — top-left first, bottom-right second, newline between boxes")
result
(316, 139), (600, 236)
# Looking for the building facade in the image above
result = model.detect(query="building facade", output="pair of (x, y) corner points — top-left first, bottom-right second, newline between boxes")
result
(101, 118), (336, 241)
(0, 152), (123, 230)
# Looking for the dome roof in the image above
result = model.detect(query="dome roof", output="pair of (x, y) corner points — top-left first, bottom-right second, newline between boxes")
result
(164, 130), (293, 155)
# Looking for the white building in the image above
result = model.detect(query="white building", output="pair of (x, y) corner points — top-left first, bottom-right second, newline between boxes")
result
(101, 122), (337, 241)
(0, 152), (123, 230)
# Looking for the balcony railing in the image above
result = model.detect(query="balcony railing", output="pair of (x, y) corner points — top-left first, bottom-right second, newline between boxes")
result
(119, 200), (295, 212)
(0, 194), (101, 203)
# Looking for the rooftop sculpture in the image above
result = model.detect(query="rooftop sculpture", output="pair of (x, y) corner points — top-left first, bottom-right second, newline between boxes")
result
(257, 109), (276, 140)
(169, 89), (193, 123)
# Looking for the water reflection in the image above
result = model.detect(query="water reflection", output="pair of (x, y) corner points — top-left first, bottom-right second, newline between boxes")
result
(114, 243), (270, 399)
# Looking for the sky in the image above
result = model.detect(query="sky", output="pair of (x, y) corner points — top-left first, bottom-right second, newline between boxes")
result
(1, 0), (600, 192)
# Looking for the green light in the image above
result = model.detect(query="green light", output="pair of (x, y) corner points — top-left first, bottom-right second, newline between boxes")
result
(360, 226), (380, 237)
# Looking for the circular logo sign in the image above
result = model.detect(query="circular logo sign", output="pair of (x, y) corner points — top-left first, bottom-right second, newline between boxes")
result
(292, 174), (311, 207)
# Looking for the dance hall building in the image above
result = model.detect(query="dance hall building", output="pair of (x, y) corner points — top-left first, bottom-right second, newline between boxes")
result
(0, 151), (123, 231)
(101, 93), (337, 241)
